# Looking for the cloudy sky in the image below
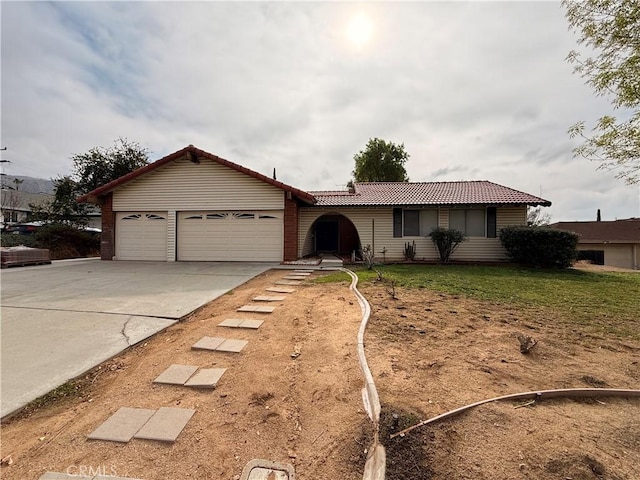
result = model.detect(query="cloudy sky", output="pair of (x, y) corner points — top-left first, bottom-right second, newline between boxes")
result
(2, 1), (639, 221)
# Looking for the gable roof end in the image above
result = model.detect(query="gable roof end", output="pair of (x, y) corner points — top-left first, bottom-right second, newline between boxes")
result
(77, 145), (316, 204)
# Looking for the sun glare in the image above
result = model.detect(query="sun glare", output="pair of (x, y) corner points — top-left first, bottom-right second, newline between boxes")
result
(347, 13), (374, 49)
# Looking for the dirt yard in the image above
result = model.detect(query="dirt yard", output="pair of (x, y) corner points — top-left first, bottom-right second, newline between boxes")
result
(1, 267), (639, 480)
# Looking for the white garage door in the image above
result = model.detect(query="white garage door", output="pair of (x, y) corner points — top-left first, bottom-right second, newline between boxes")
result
(177, 211), (283, 261)
(116, 212), (168, 261)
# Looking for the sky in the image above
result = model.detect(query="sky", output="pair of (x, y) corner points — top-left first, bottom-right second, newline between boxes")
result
(1, 1), (639, 222)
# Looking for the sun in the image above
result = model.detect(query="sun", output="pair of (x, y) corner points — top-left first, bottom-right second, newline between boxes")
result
(347, 13), (374, 49)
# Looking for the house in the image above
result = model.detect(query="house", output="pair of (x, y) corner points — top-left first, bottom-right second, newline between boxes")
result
(0, 190), (53, 226)
(550, 219), (640, 270)
(78, 145), (551, 263)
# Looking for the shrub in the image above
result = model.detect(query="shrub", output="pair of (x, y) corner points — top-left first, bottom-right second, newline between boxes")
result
(360, 244), (376, 270)
(34, 223), (100, 260)
(499, 226), (578, 268)
(428, 228), (467, 263)
(0, 233), (38, 248)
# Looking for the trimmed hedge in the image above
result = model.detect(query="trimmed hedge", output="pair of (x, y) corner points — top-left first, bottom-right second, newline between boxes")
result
(499, 226), (578, 268)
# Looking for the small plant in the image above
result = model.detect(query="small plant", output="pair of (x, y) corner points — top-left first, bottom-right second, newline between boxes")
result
(385, 277), (398, 299)
(361, 244), (375, 270)
(403, 240), (416, 261)
(428, 228), (467, 263)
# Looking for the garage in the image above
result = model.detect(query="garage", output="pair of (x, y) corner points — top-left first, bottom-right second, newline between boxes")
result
(116, 212), (168, 261)
(177, 210), (283, 261)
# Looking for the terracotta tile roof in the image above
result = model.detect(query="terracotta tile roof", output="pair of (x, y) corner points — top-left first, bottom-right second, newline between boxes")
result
(77, 145), (316, 204)
(550, 219), (640, 243)
(310, 181), (551, 207)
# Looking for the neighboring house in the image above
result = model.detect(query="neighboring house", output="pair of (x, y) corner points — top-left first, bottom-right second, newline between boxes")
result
(78, 145), (551, 263)
(550, 219), (640, 270)
(0, 190), (53, 225)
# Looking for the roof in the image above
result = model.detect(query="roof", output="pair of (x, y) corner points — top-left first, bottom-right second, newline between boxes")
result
(77, 145), (316, 204)
(550, 219), (640, 243)
(310, 181), (551, 207)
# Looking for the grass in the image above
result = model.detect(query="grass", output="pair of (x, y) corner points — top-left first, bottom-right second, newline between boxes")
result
(316, 264), (640, 339)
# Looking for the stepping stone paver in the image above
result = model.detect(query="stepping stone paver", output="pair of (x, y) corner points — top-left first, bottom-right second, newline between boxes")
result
(153, 364), (198, 385)
(252, 295), (286, 302)
(134, 407), (195, 442)
(184, 368), (227, 388)
(237, 305), (276, 313)
(294, 269), (313, 273)
(275, 280), (302, 286)
(192, 336), (226, 351)
(219, 318), (263, 329)
(217, 338), (249, 352)
(39, 474), (143, 480)
(283, 275), (307, 280)
(39, 474), (93, 480)
(266, 287), (295, 293)
(192, 336), (248, 352)
(88, 407), (156, 443)
(291, 271), (312, 276)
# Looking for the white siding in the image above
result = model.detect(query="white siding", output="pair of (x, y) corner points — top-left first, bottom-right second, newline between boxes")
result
(167, 211), (176, 261)
(113, 156), (284, 211)
(300, 206), (528, 262)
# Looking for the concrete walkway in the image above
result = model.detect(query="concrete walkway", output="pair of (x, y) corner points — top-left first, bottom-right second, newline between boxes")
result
(1, 259), (273, 418)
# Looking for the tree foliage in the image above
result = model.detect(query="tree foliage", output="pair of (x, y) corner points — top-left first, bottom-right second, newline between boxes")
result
(563, 0), (640, 184)
(351, 138), (410, 183)
(527, 207), (552, 226)
(72, 138), (149, 194)
(30, 176), (89, 227)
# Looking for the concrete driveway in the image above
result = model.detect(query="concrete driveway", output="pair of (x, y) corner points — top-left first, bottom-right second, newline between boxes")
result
(1, 259), (273, 418)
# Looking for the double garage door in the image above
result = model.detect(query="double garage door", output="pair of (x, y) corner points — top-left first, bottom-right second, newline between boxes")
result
(116, 211), (283, 262)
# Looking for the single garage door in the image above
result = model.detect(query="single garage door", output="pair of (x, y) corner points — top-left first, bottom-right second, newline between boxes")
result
(177, 211), (283, 261)
(116, 212), (168, 261)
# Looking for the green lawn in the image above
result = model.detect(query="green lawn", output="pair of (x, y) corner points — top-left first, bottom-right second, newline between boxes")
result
(316, 264), (640, 339)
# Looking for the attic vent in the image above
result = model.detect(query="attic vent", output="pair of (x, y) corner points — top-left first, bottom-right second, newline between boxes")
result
(187, 151), (199, 164)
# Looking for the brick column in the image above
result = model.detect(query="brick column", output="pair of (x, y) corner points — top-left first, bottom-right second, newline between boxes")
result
(283, 194), (299, 262)
(100, 193), (115, 260)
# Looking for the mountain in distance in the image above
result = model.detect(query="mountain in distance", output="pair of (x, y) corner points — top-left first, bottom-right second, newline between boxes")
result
(0, 175), (55, 194)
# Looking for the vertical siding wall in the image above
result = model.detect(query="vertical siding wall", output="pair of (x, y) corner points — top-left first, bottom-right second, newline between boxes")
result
(112, 156), (284, 211)
(299, 206), (527, 262)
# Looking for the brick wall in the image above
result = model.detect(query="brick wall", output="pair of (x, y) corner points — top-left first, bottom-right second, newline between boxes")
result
(100, 193), (114, 260)
(283, 194), (299, 262)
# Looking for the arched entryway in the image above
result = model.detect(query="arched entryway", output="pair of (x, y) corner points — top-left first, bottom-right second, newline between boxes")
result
(310, 213), (361, 256)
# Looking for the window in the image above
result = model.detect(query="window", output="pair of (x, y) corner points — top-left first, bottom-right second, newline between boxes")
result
(394, 208), (439, 237)
(449, 209), (485, 236)
(185, 214), (203, 220)
(206, 213), (228, 220)
(233, 212), (255, 220)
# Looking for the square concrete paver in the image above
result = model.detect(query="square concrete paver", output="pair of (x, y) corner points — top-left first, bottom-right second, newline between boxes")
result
(252, 295), (286, 302)
(237, 305), (276, 313)
(217, 338), (249, 352)
(219, 318), (263, 329)
(275, 280), (302, 286)
(192, 336), (226, 351)
(134, 407), (195, 442)
(88, 407), (156, 443)
(265, 287), (295, 293)
(184, 368), (227, 388)
(292, 271), (312, 276)
(294, 269), (313, 273)
(39, 474), (93, 480)
(282, 275), (307, 281)
(153, 364), (198, 385)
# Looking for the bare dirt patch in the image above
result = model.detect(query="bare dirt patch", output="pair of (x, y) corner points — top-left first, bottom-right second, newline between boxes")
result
(363, 283), (640, 480)
(2, 270), (638, 480)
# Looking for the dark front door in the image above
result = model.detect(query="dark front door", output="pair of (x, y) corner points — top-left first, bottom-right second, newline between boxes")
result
(315, 219), (339, 252)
